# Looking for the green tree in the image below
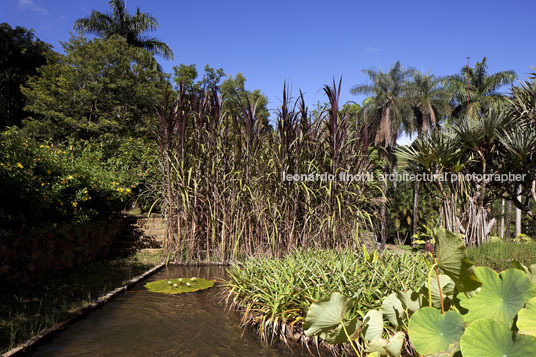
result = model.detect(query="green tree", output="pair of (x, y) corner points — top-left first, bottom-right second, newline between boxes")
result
(444, 57), (516, 119)
(351, 61), (416, 248)
(351, 61), (415, 148)
(0, 23), (52, 128)
(408, 71), (451, 136)
(220, 72), (271, 132)
(73, 0), (173, 60)
(21, 35), (164, 143)
(172, 64), (225, 93)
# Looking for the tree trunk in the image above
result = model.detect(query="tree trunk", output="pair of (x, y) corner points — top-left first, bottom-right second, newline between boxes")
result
(506, 200), (512, 240)
(380, 172), (388, 250)
(515, 184), (522, 237)
(500, 199), (505, 239)
(413, 181), (419, 236)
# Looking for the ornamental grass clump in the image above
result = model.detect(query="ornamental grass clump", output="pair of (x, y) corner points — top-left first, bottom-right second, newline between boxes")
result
(156, 80), (380, 262)
(224, 247), (428, 350)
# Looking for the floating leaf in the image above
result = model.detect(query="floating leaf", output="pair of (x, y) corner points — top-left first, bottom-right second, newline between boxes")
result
(381, 293), (404, 327)
(408, 307), (464, 355)
(457, 267), (536, 326)
(304, 292), (358, 343)
(363, 310), (383, 342)
(144, 277), (214, 294)
(517, 297), (536, 337)
(365, 331), (405, 356)
(460, 318), (536, 357)
(434, 227), (481, 293)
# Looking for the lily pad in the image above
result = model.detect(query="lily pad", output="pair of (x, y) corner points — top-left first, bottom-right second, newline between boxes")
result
(460, 318), (536, 357)
(145, 277), (215, 294)
(457, 267), (536, 326)
(408, 307), (464, 355)
(517, 297), (536, 337)
(434, 228), (481, 293)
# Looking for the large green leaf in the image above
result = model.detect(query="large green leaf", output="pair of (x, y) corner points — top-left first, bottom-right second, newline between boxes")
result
(517, 297), (536, 337)
(396, 290), (423, 313)
(408, 307), (464, 355)
(381, 293), (404, 327)
(434, 228), (481, 293)
(512, 260), (536, 287)
(460, 319), (536, 356)
(421, 274), (455, 309)
(457, 267), (536, 326)
(365, 331), (405, 356)
(303, 292), (359, 343)
(363, 309), (384, 342)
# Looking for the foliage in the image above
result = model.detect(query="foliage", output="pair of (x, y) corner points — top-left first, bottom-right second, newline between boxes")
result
(73, 0), (173, 59)
(0, 23), (53, 129)
(21, 35), (164, 142)
(444, 57), (516, 120)
(387, 179), (440, 244)
(302, 228), (536, 355)
(0, 128), (136, 227)
(225, 248), (429, 350)
(467, 240), (536, 271)
(144, 277), (215, 294)
(157, 80), (379, 261)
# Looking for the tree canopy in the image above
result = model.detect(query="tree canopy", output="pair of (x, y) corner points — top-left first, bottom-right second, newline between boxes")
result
(0, 23), (52, 129)
(73, 0), (173, 60)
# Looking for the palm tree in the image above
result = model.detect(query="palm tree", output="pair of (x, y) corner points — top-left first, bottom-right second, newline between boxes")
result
(408, 72), (452, 136)
(351, 61), (415, 147)
(73, 0), (173, 60)
(444, 57), (515, 119)
(351, 61), (415, 249)
(406, 71), (452, 235)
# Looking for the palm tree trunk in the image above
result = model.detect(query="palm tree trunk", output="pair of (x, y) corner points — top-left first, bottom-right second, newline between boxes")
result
(500, 199), (505, 239)
(413, 181), (419, 236)
(506, 200), (512, 240)
(380, 169), (388, 250)
(515, 184), (522, 237)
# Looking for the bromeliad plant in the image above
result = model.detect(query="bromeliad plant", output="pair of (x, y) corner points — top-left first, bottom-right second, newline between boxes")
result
(304, 228), (536, 356)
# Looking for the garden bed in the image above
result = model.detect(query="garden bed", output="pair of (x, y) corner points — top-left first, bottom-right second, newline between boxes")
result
(224, 248), (429, 354)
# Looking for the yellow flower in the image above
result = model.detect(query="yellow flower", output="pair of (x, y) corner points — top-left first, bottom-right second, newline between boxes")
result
(125, 188), (131, 193)
(67, 175), (73, 180)
(17, 163), (23, 168)
(47, 170), (51, 174)
(41, 182), (46, 186)
(72, 202), (78, 207)
(69, 145), (73, 151)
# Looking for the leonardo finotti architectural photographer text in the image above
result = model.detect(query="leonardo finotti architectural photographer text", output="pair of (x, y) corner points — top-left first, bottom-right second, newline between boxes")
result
(281, 171), (526, 183)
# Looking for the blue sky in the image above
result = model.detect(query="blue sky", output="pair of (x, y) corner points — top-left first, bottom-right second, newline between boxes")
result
(2, 0), (535, 143)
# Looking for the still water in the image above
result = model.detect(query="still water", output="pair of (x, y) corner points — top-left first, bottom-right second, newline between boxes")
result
(30, 265), (308, 356)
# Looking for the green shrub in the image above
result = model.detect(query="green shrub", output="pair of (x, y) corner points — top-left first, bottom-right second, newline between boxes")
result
(0, 128), (139, 227)
(224, 248), (429, 343)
